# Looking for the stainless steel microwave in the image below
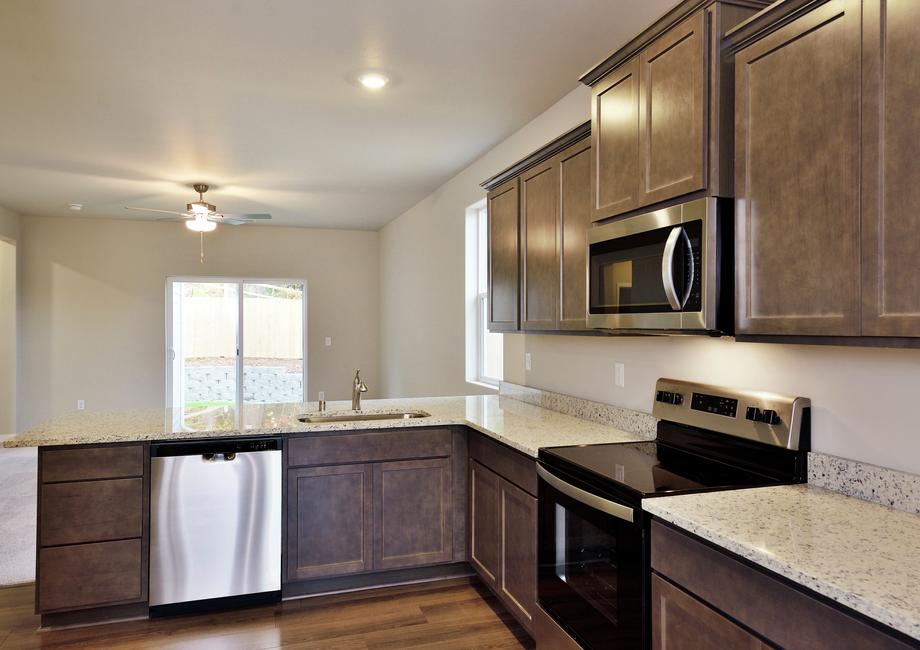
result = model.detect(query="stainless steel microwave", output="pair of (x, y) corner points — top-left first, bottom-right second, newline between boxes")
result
(586, 197), (731, 333)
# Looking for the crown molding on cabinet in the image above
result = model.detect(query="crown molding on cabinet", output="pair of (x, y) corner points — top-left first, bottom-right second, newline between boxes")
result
(480, 121), (590, 191)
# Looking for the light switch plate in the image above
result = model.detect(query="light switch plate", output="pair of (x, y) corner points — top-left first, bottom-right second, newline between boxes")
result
(614, 362), (625, 387)
(525, 353), (532, 371)
(324, 337), (332, 346)
(77, 399), (85, 410)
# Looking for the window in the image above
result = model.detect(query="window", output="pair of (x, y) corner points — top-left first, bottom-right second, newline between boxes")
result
(166, 278), (306, 412)
(466, 203), (503, 387)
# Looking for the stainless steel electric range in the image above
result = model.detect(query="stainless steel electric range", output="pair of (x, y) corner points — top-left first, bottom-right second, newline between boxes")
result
(536, 378), (811, 649)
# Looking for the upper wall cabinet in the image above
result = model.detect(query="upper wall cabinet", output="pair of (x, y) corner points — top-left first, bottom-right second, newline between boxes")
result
(482, 123), (592, 333)
(729, 0), (920, 343)
(487, 178), (520, 332)
(582, 0), (766, 223)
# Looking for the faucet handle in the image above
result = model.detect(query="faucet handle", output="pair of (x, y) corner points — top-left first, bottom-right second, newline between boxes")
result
(358, 382), (368, 393)
(318, 399), (327, 412)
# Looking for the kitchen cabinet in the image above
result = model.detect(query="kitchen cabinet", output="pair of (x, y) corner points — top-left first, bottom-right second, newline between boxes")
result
(487, 178), (520, 332)
(285, 427), (467, 586)
(861, 0), (920, 336)
(651, 520), (915, 649)
(468, 434), (537, 635)
(583, 1), (760, 223)
(36, 444), (149, 620)
(482, 123), (592, 333)
(733, 0), (862, 337)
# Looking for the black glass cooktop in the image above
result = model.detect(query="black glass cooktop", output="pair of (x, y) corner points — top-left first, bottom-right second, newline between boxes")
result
(539, 440), (784, 505)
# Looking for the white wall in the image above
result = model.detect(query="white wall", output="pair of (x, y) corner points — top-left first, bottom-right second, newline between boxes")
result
(379, 85), (592, 397)
(18, 216), (379, 429)
(0, 206), (18, 436)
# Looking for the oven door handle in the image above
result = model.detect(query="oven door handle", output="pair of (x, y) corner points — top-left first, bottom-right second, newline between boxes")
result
(537, 464), (635, 523)
(661, 226), (683, 311)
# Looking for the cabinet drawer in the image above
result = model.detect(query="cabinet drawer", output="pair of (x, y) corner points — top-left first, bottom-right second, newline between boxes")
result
(288, 428), (452, 467)
(41, 478), (143, 546)
(468, 432), (536, 496)
(38, 539), (144, 612)
(41, 446), (144, 483)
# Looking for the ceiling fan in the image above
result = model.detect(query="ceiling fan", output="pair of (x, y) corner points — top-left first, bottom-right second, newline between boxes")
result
(125, 184), (272, 232)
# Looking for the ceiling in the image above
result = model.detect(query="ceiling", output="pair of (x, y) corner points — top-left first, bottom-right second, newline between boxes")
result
(0, 0), (671, 229)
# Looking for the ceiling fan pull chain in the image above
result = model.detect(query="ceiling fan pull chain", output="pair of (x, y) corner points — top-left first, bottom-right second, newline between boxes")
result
(200, 232), (205, 264)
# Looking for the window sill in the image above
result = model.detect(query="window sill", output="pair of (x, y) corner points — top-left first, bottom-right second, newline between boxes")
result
(467, 379), (500, 392)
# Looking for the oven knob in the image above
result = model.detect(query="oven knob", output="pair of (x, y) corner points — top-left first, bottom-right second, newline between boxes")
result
(670, 392), (683, 405)
(745, 406), (763, 422)
(761, 409), (781, 425)
(656, 390), (667, 403)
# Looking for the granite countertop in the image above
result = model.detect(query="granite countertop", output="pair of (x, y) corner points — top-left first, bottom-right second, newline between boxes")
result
(2, 394), (647, 457)
(643, 485), (920, 641)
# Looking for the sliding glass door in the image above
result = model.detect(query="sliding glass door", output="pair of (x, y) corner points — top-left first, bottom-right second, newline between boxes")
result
(167, 278), (306, 411)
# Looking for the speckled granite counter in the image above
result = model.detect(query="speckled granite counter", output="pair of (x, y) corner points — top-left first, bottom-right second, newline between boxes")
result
(2, 394), (649, 457)
(643, 485), (920, 641)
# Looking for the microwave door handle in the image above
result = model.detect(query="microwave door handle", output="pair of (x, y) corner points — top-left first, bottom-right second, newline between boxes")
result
(680, 228), (695, 308)
(537, 464), (635, 523)
(661, 226), (683, 310)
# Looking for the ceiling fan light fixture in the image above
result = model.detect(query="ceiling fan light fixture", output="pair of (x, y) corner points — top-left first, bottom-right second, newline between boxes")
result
(188, 201), (214, 215)
(185, 216), (216, 233)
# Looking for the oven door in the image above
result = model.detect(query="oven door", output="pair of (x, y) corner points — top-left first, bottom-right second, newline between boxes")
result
(537, 464), (644, 649)
(587, 198), (714, 331)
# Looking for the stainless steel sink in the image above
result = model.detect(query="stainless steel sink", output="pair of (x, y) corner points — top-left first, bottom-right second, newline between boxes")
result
(297, 410), (430, 424)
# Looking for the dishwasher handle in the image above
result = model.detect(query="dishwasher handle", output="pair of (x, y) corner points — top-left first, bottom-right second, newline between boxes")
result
(152, 437), (281, 458)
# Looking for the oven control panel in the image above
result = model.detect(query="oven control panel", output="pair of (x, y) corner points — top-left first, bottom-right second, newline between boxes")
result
(652, 378), (810, 450)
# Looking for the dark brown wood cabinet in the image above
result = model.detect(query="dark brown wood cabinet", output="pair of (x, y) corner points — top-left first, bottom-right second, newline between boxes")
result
(651, 520), (915, 650)
(520, 159), (560, 330)
(374, 458), (453, 569)
(584, 1), (760, 223)
(487, 178), (520, 331)
(36, 444), (148, 619)
(286, 464), (374, 580)
(733, 0), (862, 336)
(482, 124), (592, 333)
(285, 427), (467, 586)
(468, 434), (538, 635)
(861, 0), (920, 336)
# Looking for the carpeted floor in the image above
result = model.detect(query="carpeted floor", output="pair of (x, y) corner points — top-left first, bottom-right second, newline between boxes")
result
(0, 443), (36, 586)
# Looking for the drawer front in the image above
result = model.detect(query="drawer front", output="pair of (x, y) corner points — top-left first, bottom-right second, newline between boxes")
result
(288, 428), (452, 467)
(38, 539), (144, 612)
(42, 446), (144, 483)
(468, 432), (537, 496)
(41, 478), (143, 547)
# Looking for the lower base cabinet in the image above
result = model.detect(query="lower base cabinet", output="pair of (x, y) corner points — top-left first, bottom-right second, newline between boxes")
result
(651, 520), (915, 650)
(468, 435), (538, 636)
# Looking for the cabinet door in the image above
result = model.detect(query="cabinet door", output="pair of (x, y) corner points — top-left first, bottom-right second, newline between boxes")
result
(861, 0), (920, 336)
(499, 478), (537, 634)
(591, 57), (640, 221)
(520, 159), (560, 330)
(639, 11), (707, 206)
(286, 464), (373, 580)
(488, 178), (520, 331)
(469, 460), (500, 588)
(652, 574), (764, 650)
(735, 0), (861, 336)
(559, 140), (592, 330)
(374, 458), (452, 570)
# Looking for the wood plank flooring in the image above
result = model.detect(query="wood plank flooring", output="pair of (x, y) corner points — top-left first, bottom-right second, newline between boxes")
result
(0, 578), (534, 649)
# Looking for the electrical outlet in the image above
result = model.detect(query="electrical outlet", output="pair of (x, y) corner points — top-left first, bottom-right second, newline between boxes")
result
(318, 391), (325, 401)
(614, 362), (625, 388)
(325, 336), (332, 347)
(525, 353), (532, 372)
(77, 399), (85, 411)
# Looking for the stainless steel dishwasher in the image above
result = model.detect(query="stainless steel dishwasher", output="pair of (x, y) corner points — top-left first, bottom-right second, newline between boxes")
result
(149, 437), (282, 614)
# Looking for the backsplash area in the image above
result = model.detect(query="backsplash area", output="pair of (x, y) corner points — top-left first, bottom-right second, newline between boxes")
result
(499, 381), (658, 440)
(501, 380), (920, 514)
(809, 453), (920, 515)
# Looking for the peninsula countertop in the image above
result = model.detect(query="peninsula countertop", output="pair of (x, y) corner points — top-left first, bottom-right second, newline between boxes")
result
(2, 394), (650, 457)
(643, 484), (920, 641)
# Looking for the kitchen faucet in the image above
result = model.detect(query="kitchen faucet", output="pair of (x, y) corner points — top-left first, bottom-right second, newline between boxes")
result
(351, 370), (368, 411)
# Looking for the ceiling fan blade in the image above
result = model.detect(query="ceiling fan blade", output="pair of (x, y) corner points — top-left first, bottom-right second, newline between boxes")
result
(219, 213), (272, 220)
(219, 218), (249, 225)
(125, 206), (190, 217)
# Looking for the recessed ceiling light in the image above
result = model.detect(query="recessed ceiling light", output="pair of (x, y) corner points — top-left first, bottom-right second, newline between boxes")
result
(358, 72), (388, 90)
(68, 203), (83, 211)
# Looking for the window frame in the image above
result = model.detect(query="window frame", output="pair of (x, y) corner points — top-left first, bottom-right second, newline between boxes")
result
(165, 276), (308, 410)
(474, 206), (502, 387)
